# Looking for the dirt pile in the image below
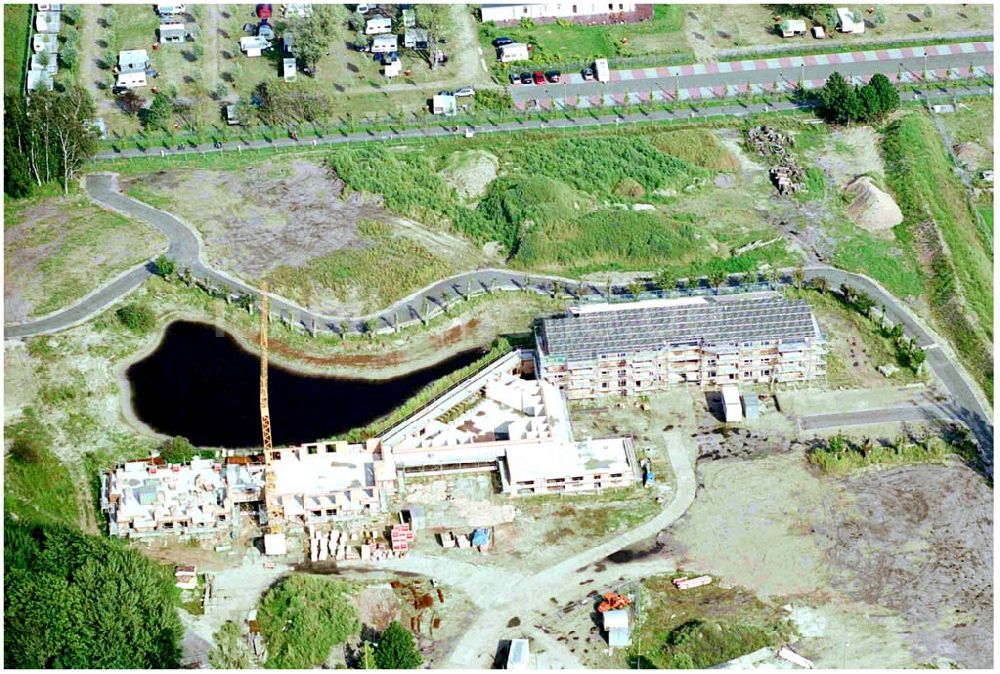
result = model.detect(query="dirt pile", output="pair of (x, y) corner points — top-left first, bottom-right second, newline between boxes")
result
(953, 142), (990, 170)
(844, 176), (903, 232)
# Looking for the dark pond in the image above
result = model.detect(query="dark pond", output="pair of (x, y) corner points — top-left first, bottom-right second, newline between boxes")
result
(126, 321), (487, 448)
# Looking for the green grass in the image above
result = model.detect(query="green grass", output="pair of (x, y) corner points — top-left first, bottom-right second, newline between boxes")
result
(265, 220), (460, 312)
(4, 408), (81, 527)
(651, 129), (740, 171)
(627, 573), (794, 669)
(883, 113), (993, 399)
(478, 5), (687, 66)
(4, 4), (30, 94)
(4, 187), (167, 318)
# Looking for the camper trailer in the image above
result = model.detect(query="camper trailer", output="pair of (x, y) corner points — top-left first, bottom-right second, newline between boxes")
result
(282, 57), (297, 81)
(594, 58), (610, 83)
(365, 16), (392, 35)
(158, 22), (187, 43)
(115, 71), (148, 89)
(370, 34), (398, 54)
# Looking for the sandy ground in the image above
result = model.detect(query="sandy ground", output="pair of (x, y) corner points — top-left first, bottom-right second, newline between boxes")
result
(438, 150), (499, 202)
(813, 126), (885, 188)
(667, 451), (993, 668)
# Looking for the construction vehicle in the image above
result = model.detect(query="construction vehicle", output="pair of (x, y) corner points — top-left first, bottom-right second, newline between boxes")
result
(597, 591), (631, 612)
(259, 282), (285, 554)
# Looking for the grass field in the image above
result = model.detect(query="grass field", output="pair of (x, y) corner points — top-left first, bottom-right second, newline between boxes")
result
(4, 186), (168, 321)
(4, 3), (31, 94)
(883, 112), (993, 399)
(4, 408), (81, 527)
(478, 4), (688, 65)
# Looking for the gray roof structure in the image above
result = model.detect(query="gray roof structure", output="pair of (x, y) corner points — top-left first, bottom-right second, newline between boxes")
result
(539, 296), (819, 361)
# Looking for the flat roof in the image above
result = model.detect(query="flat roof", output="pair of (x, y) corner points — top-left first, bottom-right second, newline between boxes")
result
(540, 296), (819, 361)
(506, 437), (631, 484)
(271, 446), (374, 496)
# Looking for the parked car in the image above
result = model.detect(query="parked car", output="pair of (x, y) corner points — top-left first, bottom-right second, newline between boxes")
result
(492, 36), (514, 47)
(545, 70), (561, 83)
(532, 70), (545, 84)
(519, 72), (533, 84)
(582, 67), (595, 80)
(454, 86), (475, 97)
(510, 72), (521, 84)
(437, 89), (452, 96)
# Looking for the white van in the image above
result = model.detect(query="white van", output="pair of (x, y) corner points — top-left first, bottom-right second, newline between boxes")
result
(594, 58), (610, 83)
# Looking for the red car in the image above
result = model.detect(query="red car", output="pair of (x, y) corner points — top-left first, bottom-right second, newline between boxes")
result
(533, 70), (546, 85)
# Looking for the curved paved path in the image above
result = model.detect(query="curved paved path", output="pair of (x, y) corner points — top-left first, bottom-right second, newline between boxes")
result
(3, 173), (991, 464)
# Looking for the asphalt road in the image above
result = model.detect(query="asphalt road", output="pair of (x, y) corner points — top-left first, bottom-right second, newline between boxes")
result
(93, 83), (993, 161)
(798, 404), (957, 431)
(511, 45), (993, 103)
(4, 173), (992, 463)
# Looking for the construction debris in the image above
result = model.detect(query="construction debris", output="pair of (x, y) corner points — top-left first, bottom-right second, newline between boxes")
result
(673, 575), (713, 590)
(777, 646), (814, 669)
(746, 125), (805, 195)
(598, 591), (632, 612)
(174, 565), (198, 590)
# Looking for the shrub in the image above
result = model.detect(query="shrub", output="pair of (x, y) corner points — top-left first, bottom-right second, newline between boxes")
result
(115, 303), (155, 333)
(6, 409), (52, 465)
(258, 576), (359, 669)
(614, 177), (645, 198)
(154, 254), (176, 277)
(373, 622), (422, 669)
(158, 437), (198, 464)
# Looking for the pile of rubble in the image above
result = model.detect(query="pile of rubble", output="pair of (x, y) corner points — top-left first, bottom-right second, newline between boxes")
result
(746, 125), (805, 196)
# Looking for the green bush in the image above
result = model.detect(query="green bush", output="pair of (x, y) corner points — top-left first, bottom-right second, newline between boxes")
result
(157, 436), (204, 464)
(4, 518), (183, 668)
(258, 575), (359, 669)
(115, 303), (155, 333)
(154, 254), (176, 277)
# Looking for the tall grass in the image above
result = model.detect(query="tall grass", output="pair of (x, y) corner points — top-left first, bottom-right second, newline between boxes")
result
(882, 113), (993, 399)
(3, 4), (30, 94)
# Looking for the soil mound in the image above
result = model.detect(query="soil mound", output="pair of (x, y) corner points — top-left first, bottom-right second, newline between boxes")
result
(844, 176), (903, 232)
(953, 142), (990, 170)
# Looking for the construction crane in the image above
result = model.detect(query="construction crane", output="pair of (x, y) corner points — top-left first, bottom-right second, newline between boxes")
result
(259, 282), (283, 536)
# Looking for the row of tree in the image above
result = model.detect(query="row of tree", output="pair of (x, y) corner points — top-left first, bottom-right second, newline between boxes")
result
(815, 72), (900, 125)
(4, 88), (100, 198)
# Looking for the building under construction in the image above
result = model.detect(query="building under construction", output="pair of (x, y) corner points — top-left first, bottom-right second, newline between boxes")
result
(535, 294), (826, 399)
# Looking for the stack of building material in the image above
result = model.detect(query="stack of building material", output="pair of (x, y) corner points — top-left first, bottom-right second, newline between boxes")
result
(440, 531), (456, 548)
(174, 565), (198, 589)
(456, 534), (471, 548)
(777, 646), (814, 668)
(673, 575), (713, 590)
(746, 126), (804, 195)
(390, 523), (415, 552)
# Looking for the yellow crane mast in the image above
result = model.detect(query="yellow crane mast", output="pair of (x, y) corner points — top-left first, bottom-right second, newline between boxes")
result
(259, 283), (282, 534)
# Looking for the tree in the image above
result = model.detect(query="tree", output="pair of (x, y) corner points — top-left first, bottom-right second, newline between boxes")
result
(792, 265), (805, 289)
(908, 344), (926, 372)
(119, 89), (146, 116)
(810, 276), (829, 294)
(857, 83), (880, 123)
(4, 88), (99, 196)
(708, 269), (727, 292)
(818, 71), (862, 125)
(209, 621), (251, 669)
(258, 576), (359, 669)
(416, 4), (455, 69)
(373, 622), (422, 669)
(158, 436), (198, 464)
(286, 4), (336, 73)
(867, 73), (899, 117)
(154, 254), (176, 277)
(143, 93), (174, 129)
(627, 279), (645, 297)
(364, 318), (378, 339)
(4, 518), (183, 668)
(653, 269), (676, 293)
(357, 640), (377, 669)
(838, 283), (855, 305)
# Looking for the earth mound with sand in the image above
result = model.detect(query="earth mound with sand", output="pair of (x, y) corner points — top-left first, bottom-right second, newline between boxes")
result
(844, 176), (903, 232)
(953, 142), (991, 171)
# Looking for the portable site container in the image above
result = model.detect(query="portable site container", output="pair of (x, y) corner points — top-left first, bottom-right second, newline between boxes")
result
(499, 42), (529, 63)
(594, 58), (610, 83)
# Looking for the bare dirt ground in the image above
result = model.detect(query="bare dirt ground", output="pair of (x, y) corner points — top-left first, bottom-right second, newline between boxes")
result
(666, 451), (993, 668)
(124, 161), (376, 278)
(437, 150), (499, 202)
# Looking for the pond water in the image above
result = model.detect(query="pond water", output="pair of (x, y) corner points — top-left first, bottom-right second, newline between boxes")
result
(126, 321), (487, 448)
